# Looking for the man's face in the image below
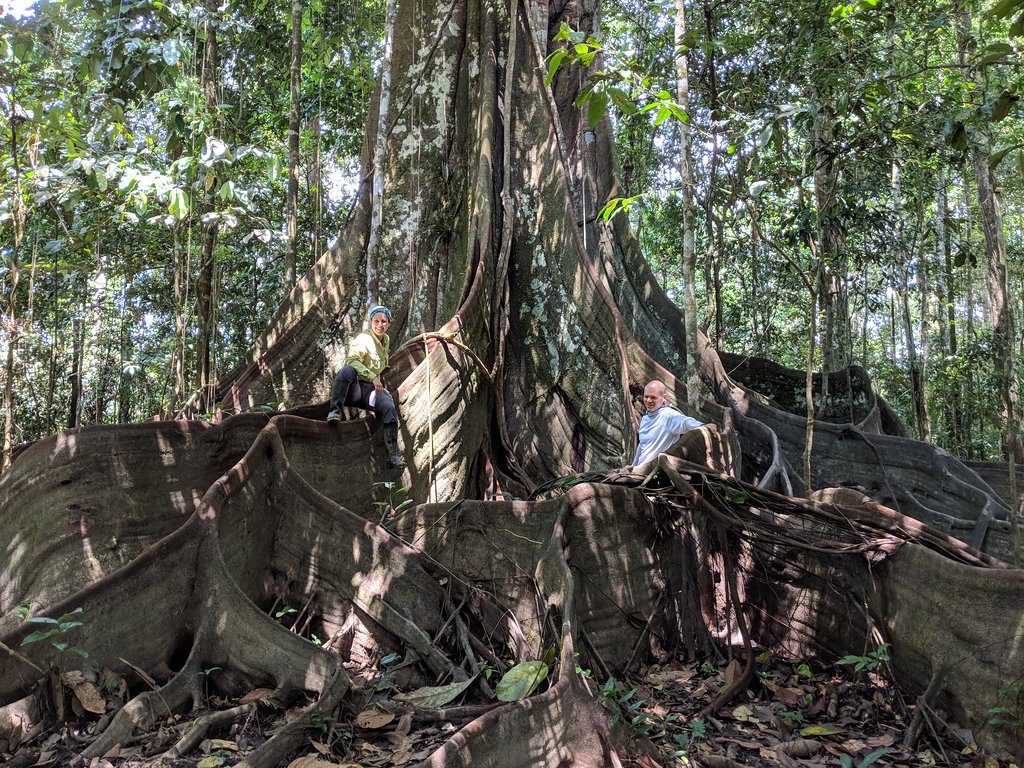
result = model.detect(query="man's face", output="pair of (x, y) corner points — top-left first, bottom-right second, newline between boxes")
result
(370, 312), (390, 338)
(643, 384), (665, 414)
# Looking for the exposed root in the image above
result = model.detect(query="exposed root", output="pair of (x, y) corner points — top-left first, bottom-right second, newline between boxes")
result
(168, 702), (256, 757)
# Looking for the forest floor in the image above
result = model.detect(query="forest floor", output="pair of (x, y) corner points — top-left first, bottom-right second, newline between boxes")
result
(2, 649), (1019, 768)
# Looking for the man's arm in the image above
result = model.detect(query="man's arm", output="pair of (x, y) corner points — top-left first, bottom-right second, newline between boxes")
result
(671, 411), (704, 435)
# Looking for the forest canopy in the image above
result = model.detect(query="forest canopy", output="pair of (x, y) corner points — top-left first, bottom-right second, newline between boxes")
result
(1, 0), (1022, 463)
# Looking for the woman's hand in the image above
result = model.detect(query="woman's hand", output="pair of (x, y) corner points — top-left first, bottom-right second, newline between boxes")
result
(373, 378), (384, 399)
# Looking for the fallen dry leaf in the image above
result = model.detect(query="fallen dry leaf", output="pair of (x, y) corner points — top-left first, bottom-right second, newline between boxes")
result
(355, 710), (395, 729)
(286, 756), (337, 768)
(646, 667), (697, 685)
(700, 754), (746, 768)
(239, 687), (274, 704)
(724, 658), (743, 687)
(777, 737), (822, 757)
(731, 704), (757, 722)
(394, 712), (413, 737)
(61, 670), (105, 715)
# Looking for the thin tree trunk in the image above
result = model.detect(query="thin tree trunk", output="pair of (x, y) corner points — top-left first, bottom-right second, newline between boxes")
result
(915, 191), (932, 442)
(284, 0), (303, 290)
(311, 110), (322, 266)
(2, 112), (26, 470)
(899, 282), (926, 441)
(366, 0), (398, 307)
(195, 0), (221, 406)
(861, 268), (869, 366)
(937, 166), (962, 452)
(68, 315), (83, 430)
(957, 8), (1018, 468)
(46, 259), (58, 430)
(675, 0), (700, 405)
(811, 99), (850, 376)
(703, 1), (724, 349)
(2, 276), (16, 472)
(171, 226), (186, 417)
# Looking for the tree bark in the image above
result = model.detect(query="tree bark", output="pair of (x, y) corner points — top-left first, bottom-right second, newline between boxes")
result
(195, 0), (221, 406)
(675, 0), (701, 408)
(284, 0), (303, 290)
(811, 100), (850, 375)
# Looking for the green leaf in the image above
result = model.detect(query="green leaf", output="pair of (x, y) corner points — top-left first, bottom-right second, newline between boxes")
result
(495, 660), (549, 701)
(587, 90), (608, 127)
(986, 0), (1022, 17)
(544, 48), (567, 87)
(859, 748), (889, 768)
(21, 629), (58, 645)
(267, 155), (282, 184)
(654, 103), (672, 126)
(800, 724), (844, 736)
(748, 181), (770, 198)
(978, 42), (1011, 64)
(945, 121), (968, 152)
(607, 87), (637, 115)
(990, 90), (1017, 121)
(392, 676), (476, 707)
(168, 188), (190, 220)
(162, 39), (179, 66)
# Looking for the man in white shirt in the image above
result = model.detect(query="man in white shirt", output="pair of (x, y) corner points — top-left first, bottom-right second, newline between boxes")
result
(631, 380), (704, 466)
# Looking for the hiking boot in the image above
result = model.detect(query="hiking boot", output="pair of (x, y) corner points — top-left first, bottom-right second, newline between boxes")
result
(383, 422), (406, 469)
(327, 375), (351, 424)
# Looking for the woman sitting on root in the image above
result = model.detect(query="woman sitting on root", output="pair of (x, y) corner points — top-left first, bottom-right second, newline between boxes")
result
(326, 305), (405, 469)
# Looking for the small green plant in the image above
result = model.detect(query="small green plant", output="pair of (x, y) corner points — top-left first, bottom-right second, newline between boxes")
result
(274, 605), (298, 621)
(310, 711), (336, 738)
(20, 606), (89, 659)
(480, 659), (497, 682)
(837, 643), (890, 673)
(777, 708), (804, 723)
(839, 748), (888, 768)
(197, 666), (222, 702)
(986, 682), (1024, 735)
(373, 481), (413, 527)
(573, 652), (592, 680)
(598, 678), (680, 736)
(667, 719), (706, 761)
(796, 662), (813, 679)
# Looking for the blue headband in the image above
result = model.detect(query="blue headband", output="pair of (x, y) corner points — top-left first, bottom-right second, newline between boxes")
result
(368, 305), (392, 321)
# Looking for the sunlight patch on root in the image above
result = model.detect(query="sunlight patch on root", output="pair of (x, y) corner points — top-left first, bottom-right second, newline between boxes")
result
(411, 486), (645, 768)
(81, 464), (354, 763)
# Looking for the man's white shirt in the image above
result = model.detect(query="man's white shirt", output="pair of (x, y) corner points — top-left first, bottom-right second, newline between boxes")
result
(632, 405), (704, 465)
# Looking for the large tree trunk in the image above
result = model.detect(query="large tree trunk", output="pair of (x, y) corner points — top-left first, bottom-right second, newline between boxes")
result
(2, 0), (1022, 765)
